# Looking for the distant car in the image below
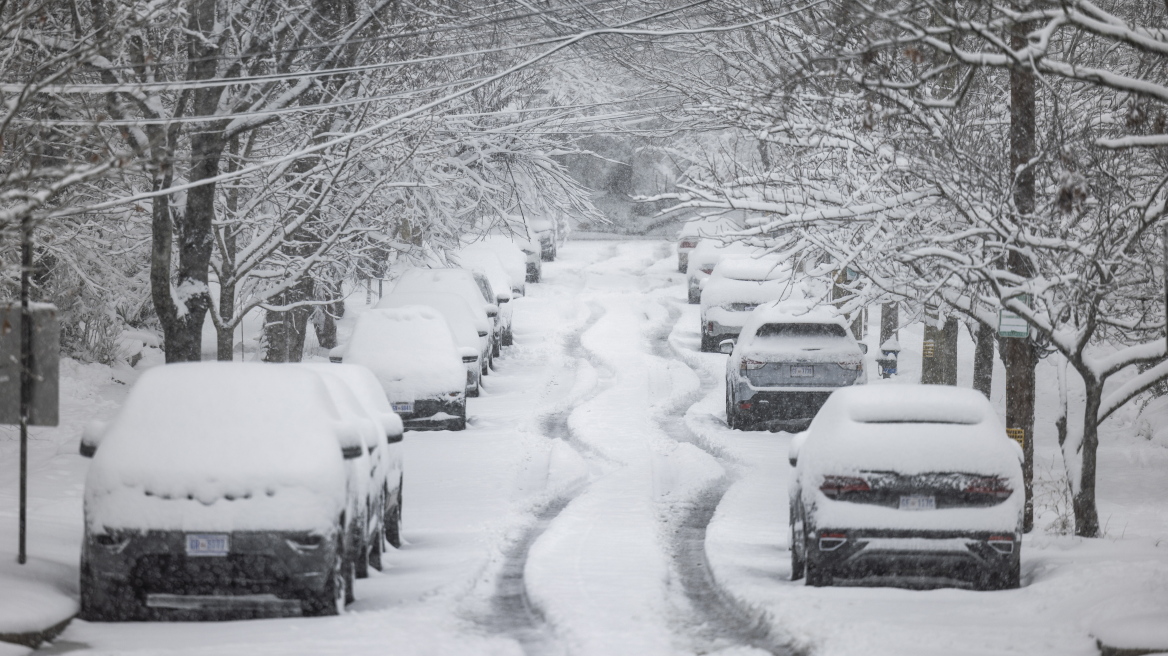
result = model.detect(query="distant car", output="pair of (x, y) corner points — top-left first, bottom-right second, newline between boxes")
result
(699, 255), (793, 352)
(677, 216), (742, 273)
(788, 385), (1024, 590)
(392, 268), (501, 366)
(377, 291), (487, 394)
(470, 270), (512, 354)
(724, 303), (866, 430)
(294, 361), (404, 571)
(340, 307), (469, 431)
(79, 363), (365, 620)
(686, 239), (759, 304)
(459, 242), (525, 298)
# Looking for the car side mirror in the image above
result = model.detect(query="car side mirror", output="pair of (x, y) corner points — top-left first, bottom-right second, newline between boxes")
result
(496, 293), (510, 304)
(485, 304), (499, 318)
(788, 431), (809, 468)
(458, 346), (479, 364)
(80, 420), (107, 458)
(328, 344), (345, 364)
(336, 421), (365, 459)
(858, 343), (868, 354)
(717, 339), (736, 355)
(477, 330), (488, 338)
(382, 412), (404, 444)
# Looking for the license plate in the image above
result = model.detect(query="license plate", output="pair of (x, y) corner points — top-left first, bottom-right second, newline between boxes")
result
(899, 495), (936, 511)
(791, 365), (814, 377)
(391, 402), (413, 413)
(185, 534), (229, 557)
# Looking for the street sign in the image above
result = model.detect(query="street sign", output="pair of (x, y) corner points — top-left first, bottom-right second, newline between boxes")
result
(0, 302), (59, 426)
(999, 294), (1032, 339)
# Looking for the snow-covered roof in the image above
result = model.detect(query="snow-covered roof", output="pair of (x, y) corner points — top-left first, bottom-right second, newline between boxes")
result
(391, 268), (491, 332)
(688, 240), (761, 270)
(377, 291), (484, 350)
(344, 307), (466, 399)
(709, 255), (789, 282)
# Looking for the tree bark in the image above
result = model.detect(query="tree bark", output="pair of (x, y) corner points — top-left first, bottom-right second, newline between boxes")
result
(879, 302), (898, 348)
(921, 306), (941, 385)
(1074, 384), (1102, 537)
(262, 278), (316, 363)
(972, 321), (995, 398)
(937, 316), (959, 386)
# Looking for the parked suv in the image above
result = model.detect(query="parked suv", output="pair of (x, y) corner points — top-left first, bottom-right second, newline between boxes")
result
(699, 255), (793, 351)
(724, 303), (866, 430)
(788, 385), (1024, 590)
(79, 363), (365, 620)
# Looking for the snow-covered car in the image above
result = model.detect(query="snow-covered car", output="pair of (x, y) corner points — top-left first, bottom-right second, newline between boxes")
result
(788, 385), (1025, 590)
(686, 238), (759, 304)
(724, 303), (866, 430)
(458, 242), (525, 298)
(457, 250), (518, 345)
(698, 255), (794, 351)
(391, 268), (501, 364)
(339, 307), (469, 431)
(296, 364), (405, 576)
(470, 270), (512, 353)
(528, 216), (558, 261)
(377, 292), (487, 394)
(676, 215), (742, 273)
(78, 363), (366, 620)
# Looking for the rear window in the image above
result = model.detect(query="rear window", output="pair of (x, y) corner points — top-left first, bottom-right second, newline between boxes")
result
(755, 323), (848, 338)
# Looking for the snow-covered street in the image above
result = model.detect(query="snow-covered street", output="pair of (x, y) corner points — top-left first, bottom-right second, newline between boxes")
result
(2, 239), (1168, 656)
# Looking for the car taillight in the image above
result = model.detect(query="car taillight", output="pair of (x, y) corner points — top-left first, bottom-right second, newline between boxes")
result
(93, 532), (132, 554)
(462, 355), (478, 363)
(740, 358), (765, 371)
(700, 267), (714, 274)
(965, 477), (1013, 499)
(706, 321), (714, 333)
(680, 240), (697, 249)
(838, 360), (863, 371)
(286, 534), (325, 554)
(820, 475), (870, 498)
(987, 535), (1015, 554)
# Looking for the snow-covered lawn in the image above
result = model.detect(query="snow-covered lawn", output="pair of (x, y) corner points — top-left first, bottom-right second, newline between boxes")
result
(1, 239), (1166, 656)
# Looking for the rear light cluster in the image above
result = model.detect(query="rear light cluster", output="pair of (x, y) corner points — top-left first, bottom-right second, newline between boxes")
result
(740, 358), (765, 371)
(964, 477), (1013, 499)
(819, 531), (848, 551)
(700, 266), (714, 274)
(987, 535), (1015, 554)
(820, 475), (870, 498)
(838, 360), (863, 371)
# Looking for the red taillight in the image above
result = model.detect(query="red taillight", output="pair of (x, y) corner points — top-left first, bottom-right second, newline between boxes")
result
(818, 532), (848, 551)
(738, 402), (753, 410)
(965, 477), (1013, 499)
(820, 475), (870, 498)
(838, 360), (862, 371)
(700, 267), (714, 274)
(706, 321), (714, 333)
(740, 358), (765, 371)
(987, 535), (1015, 554)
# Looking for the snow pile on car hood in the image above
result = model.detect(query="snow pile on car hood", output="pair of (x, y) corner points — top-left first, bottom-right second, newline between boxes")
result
(688, 239), (761, 272)
(701, 257), (799, 312)
(737, 302), (861, 361)
(344, 307), (465, 400)
(378, 292), (483, 353)
(85, 363), (349, 533)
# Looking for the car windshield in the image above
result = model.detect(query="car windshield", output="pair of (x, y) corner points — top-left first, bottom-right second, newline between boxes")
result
(755, 323), (848, 338)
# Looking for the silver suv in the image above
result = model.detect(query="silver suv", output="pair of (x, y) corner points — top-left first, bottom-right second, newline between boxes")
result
(724, 303), (866, 430)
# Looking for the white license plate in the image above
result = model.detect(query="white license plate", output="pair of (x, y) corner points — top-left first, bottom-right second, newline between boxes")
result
(790, 365), (814, 377)
(391, 402), (413, 413)
(185, 534), (229, 557)
(899, 495), (936, 511)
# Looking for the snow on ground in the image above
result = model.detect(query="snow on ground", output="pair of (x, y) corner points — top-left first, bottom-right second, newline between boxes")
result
(1, 239), (1166, 656)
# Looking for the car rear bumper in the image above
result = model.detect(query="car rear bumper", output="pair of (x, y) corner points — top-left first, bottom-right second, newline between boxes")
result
(397, 397), (464, 430)
(82, 529), (338, 618)
(731, 388), (836, 423)
(808, 528), (1019, 587)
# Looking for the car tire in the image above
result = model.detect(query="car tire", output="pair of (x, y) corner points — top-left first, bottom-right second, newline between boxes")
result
(688, 288), (700, 304)
(502, 328), (513, 346)
(352, 511), (369, 580)
(386, 482), (403, 548)
(368, 494), (385, 572)
(790, 506), (806, 580)
(726, 391), (740, 430)
(303, 535), (346, 616)
(468, 384), (479, 398)
(80, 561), (141, 621)
(450, 402), (467, 431)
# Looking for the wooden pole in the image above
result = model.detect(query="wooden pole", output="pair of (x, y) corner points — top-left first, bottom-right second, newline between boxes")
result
(18, 214), (31, 564)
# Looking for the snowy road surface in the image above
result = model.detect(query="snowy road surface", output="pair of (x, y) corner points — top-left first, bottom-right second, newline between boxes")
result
(2, 240), (1167, 656)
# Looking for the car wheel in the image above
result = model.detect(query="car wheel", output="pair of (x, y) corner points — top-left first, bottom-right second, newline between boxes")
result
(688, 288), (700, 304)
(386, 481), (403, 548)
(492, 338), (501, 358)
(368, 494), (385, 572)
(726, 391), (739, 430)
(450, 401), (467, 431)
(468, 384), (479, 398)
(502, 328), (513, 346)
(352, 510), (369, 580)
(790, 506), (806, 580)
(80, 561), (141, 621)
(303, 534), (346, 616)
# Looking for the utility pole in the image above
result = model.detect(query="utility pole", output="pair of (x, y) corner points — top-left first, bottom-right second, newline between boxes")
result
(18, 215), (31, 564)
(1006, 17), (1038, 533)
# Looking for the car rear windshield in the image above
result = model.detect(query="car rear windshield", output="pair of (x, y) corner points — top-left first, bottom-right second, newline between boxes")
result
(755, 323), (848, 338)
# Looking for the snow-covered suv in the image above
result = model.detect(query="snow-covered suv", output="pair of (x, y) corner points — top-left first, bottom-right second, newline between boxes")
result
(724, 303), (866, 430)
(79, 363), (367, 620)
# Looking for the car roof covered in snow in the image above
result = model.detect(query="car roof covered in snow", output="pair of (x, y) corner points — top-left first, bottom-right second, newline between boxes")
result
(453, 248), (515, 299)
(709, 254), (790, 282)
(688, 239), (761, 268)
(377, 291), (484, 349)
(678, 215), (742, 238)
(462, 240), (526, 287)
(295, 363), (403, 438)
(799, 384), (1022, 478)
(343, 307), (465, 397)
(391, 268), (491, 331)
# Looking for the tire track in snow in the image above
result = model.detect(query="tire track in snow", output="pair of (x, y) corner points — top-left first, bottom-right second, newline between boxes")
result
(649, 297), (800, 656)
(479, 259), (617, 655)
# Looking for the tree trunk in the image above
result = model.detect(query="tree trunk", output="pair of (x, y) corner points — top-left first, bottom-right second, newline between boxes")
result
(936, 316), (959, 385)
(1002, 336), (1037, 531)
(1074, 385), (1103, 537)
(972, 321), (995, 398)
(921, 306), (941, 385)
(262, 278), (316, 363)
(879, 302), (898, 348)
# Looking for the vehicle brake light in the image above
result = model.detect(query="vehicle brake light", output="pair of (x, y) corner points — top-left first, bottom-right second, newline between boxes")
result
(820, 475), (870, 498)
(965, 477), (1013, 499)
(700, 267), (714, 274)
(838, 360), (863, 371)
(987, 535), (1015, 554)
(740, 358), (765, 371)
(706, 321), (714, 333)
(738, 402), (753, 410)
